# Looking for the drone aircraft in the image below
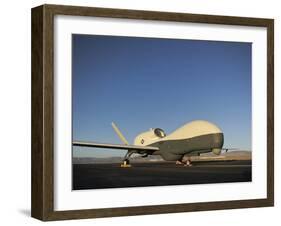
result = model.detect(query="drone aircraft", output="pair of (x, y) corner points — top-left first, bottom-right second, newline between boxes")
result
(73, 120), (229, 167)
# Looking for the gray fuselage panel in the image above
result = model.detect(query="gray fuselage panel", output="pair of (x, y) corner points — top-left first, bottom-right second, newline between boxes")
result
(149, 133), (224, 161)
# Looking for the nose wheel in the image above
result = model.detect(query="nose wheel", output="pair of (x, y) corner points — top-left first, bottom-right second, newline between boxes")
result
(184, 159), (192, 167)
(176, 157), (192, 166)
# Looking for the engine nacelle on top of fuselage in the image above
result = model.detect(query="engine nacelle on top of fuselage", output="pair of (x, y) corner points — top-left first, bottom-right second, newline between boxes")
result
(134, 128), (166, 146)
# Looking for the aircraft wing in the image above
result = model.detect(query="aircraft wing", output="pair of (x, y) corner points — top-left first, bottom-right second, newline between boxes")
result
(73, 141), (159, 152)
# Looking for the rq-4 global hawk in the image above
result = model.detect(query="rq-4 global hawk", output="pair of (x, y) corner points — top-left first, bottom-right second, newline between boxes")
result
(73, 120), (234, 167)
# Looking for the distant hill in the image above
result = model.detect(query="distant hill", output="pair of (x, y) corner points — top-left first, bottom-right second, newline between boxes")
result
(73, 150), (251, 164)
(73, 155), (163, 164)
(189, 150), (252, 162)
(73, 157), (123, 164)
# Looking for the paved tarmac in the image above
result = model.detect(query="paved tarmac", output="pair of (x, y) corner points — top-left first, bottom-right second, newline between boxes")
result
(72, 160), (251, 190)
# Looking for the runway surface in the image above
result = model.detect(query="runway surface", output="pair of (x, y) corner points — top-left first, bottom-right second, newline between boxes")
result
(72, 160), (251, 190)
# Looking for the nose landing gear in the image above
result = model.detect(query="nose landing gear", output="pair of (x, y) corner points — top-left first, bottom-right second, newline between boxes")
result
(176, 156), (192, 167)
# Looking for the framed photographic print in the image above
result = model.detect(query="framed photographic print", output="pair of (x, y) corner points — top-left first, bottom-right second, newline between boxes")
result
(31, 4), (274, 221)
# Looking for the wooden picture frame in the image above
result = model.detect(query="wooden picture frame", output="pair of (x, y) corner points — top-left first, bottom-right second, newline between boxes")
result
(31, 4), (274, 221)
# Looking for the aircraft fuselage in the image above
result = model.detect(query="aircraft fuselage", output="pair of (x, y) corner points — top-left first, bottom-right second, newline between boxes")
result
(134, 120), (224, 161)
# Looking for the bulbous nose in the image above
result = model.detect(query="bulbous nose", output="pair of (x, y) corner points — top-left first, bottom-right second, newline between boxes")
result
(212, 148), (222, 155)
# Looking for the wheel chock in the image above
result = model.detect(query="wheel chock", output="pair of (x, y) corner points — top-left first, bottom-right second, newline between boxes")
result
(120, 161), (131, 167)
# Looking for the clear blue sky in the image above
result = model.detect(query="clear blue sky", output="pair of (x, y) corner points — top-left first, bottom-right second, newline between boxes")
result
(72, 34), (252, 158)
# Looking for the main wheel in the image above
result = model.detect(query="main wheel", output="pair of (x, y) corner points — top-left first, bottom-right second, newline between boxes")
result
(120, 159), (131, 167)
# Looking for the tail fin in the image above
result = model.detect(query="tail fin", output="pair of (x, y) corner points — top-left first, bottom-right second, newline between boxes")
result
(111, 122), (129, 145)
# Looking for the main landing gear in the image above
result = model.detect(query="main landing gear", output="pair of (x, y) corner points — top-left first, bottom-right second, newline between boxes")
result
(120, 151), (134, 167)
(121, 159), (131, 167)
